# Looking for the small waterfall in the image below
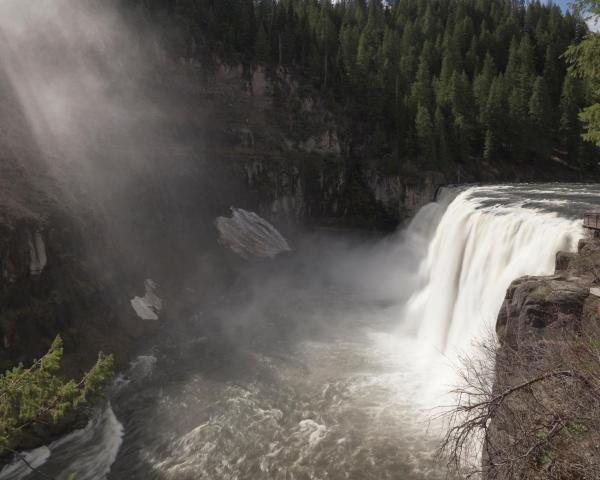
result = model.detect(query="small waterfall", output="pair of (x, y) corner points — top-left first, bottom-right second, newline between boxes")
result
(404, 187), (582, 354)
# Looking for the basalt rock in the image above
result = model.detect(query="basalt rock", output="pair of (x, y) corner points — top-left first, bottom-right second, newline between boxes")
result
(485, 238), (600, 479)
(496, 275), (590, 349)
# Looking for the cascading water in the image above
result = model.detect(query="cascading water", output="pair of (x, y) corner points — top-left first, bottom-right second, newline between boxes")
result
(406, 186), (583, 354)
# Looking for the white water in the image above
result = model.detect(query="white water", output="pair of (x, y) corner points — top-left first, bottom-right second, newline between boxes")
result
(406, 187), (582, 354)
(0, 405), (123, 480)
(0, 447), (50, 480)
(47, 406), (124, 480)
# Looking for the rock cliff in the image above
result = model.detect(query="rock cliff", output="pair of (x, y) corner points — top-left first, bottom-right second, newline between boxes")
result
(485, 235), (600, 479)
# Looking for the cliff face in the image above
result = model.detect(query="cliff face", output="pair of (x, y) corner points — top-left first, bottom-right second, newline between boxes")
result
(187, 61), (445, 230)
(0, 53), (443, 375)
(485, 236), (600, 479)
(0, 163), (136, 377)
(0, 71), (119, 372)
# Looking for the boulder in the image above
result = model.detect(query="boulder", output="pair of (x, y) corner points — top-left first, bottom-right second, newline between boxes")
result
(496, 275), (589, 350)
(215, 208), (291, 259)
(130, 279), (162, 321)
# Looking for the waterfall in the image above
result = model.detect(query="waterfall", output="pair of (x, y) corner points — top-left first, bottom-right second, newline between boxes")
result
(404, 186), (582, 354)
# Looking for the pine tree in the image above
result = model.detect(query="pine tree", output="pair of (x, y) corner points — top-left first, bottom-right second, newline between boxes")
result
(543, 44), (561, 105)
(483, 75), (508, 157)
(474, 53), (497, 122)
(564, 0), (600, 148)
(529, 76), (553, 154)
(435, 105), (451, 165)
(559, 75), (583, 157)
(415, 104), (436, 164)
(450, 71), (476, 161)
(0, 336), (113, 451)
(410, 56), (434, 112)
(139, 0), (599, 167)
(483, 128), (495, 162)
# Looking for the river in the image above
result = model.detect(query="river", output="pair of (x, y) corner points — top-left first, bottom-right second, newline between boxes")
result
(3, 184), (599, 480)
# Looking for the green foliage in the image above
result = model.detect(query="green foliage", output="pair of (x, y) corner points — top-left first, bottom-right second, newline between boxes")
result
(590, 337), (600, 351)
(134, 0), (599, 167)
(580, 103), (600, 146)
(529, 76), (553, 153)
(533, 420), (586, 470)
(0, 336), (113, 451)
(537, 449), (555, 467)
(415, 104), (436, 164)
(564, 0), (600, 148)
(563, 421), (587, 434)
(560, 74), (585, 157)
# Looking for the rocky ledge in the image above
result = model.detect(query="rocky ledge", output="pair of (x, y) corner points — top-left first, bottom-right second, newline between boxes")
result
(485, 236), (600, 479)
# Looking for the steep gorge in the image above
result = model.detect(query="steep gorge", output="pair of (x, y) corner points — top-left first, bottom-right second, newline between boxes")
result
(1, 1), (600, 474)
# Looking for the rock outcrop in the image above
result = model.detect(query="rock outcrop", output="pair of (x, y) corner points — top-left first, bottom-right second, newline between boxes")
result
(130, 279), (162, 322)
(215, 208), (291, 259)
(496, 275), (590, 348)
(485, 236), (600, 479)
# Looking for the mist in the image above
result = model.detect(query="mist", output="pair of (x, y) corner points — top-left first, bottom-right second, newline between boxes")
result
(0, 1), (598, 479)
(0, 0), (151, 172)
(0, 0), (248, 302)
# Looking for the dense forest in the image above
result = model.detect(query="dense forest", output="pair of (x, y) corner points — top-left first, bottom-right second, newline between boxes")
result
(132, 0), (598, 172)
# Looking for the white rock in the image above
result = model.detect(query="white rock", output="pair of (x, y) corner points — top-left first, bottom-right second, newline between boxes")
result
(130, 279), (162, 321)
(215, 208), (291, 259)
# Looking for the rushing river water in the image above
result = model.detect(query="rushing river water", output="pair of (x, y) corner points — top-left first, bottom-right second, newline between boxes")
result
(3, 184), (600, 480)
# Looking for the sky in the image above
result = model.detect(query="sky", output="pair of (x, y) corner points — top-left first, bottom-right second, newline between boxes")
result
(550, 0), (600, 31)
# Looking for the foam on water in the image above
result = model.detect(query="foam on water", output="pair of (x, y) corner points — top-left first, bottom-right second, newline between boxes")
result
(0, 405), (123, 480)
(0, 446), (51, 480)
(112, 354), (157, 393)
(48, 406), (124, 480)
